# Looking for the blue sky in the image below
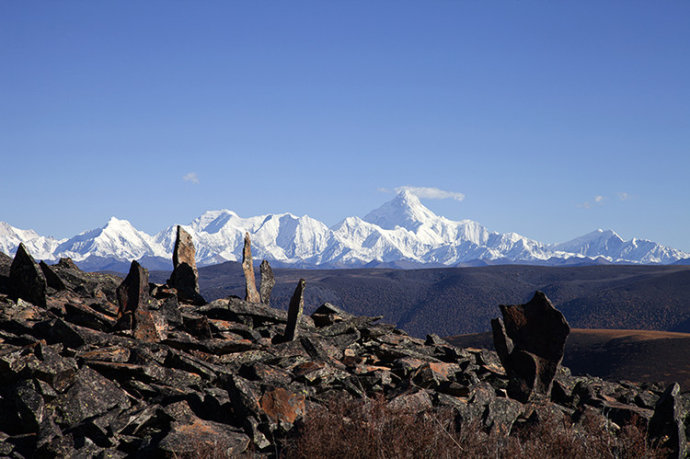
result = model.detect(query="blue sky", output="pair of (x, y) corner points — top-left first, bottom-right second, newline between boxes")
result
(1, 1), (689, 251)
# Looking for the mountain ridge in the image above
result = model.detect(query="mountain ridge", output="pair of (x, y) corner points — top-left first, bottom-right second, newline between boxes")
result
(1, 191), (688, 271)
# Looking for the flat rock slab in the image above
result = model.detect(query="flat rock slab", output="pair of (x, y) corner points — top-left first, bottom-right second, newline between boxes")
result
(49, 367), (130, 427)
(158, 417), (250, 458)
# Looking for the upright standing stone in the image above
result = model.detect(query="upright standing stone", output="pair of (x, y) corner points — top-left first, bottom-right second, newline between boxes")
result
(283, 279), (305, 342)
(259, 260), (275, 305)
(9, 243), (47, 308)
(648, 383), (687, 459)
(242, 232), (261, 304)
(491, 291), (569, 402)
(116, 260), (160, 342)
(117, 260), (150, 317)
(167, 226), (204, 305)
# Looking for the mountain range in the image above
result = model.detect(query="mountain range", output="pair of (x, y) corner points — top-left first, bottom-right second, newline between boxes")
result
(1, 191), (688, 271)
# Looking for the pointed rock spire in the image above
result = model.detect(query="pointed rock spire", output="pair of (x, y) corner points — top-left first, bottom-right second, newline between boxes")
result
(9, 243), (47, 308)
(259, 260), (275, 305)
(283, 279), (306, 342)
(116, 260), (160, 342)
(167, 225), (204, 305)
(242, 232), (261, 303)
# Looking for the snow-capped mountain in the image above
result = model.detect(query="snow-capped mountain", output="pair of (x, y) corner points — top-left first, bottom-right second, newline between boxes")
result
(0, 222), (63, 261)
(1, 191), (688, 271)
(551, 229), (688, 264)
(55, 217), (168, 262)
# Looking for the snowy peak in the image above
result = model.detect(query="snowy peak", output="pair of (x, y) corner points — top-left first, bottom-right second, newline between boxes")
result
(55, 217), (167, 262)
(0, 221), (62, 260)
(363, 190), (439, 230)
(2, 196), (689, 271)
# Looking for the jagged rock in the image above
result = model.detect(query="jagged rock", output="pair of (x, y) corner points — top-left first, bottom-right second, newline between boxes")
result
(116, 261), (161, 343)
(116, 261), (150, 317)
(167, 226), (205, 305)
(492, 291), (570, 402)
(242, 232), (261, 303)
(283, 279), (306, 342)
(50, 257), (121, 302)
(39, 261), (67, 291)
(9, 243), (47, 308)
(648, 382), (687, 458)
(259, 259), (275, 305)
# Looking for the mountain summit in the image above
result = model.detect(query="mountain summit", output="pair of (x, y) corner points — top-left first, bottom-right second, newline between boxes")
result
(1, 192), (688, 271)
(363, 190), (438, 230)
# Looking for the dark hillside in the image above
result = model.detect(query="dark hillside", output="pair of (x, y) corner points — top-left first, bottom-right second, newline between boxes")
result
(150, 263), (690, 337)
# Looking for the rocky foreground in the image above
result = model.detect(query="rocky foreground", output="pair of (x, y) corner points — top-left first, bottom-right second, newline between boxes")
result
(0, 231), (688, 458)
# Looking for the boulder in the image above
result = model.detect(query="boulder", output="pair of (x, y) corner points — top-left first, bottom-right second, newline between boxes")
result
(283, 279), (306, 342)
(259, 260), (275, 305)
(491, 291), (570, 402)
(9, 243), (47, 308)
(242, 232), (261, 303)
(167, 226), (205, 305)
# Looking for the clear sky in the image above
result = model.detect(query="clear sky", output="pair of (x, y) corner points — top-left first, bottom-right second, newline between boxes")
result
(1, 1), (689, 251)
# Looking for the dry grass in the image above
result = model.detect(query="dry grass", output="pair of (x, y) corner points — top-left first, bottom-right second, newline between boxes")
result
(282, 395), (667, 459)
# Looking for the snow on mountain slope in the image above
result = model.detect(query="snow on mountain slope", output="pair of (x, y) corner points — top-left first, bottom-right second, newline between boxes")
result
(552, 229), (688, 264)
(54, 217), (168, 262)
(2, 193), (688, 270)
(0, 222), (63, 260)
(155, 210), (332, 265)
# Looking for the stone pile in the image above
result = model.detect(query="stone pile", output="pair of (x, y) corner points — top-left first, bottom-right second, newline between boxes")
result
(0, 240), (688, 458)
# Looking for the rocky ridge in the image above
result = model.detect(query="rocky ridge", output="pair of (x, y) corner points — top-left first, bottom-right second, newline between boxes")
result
(0, 236), (688, 457)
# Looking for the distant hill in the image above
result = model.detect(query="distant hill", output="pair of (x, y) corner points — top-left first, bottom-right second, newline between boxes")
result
(150, 263), (690, 338)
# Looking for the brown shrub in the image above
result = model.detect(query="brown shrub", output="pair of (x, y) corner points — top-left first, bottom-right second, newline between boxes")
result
(282, 395), (667, 459)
